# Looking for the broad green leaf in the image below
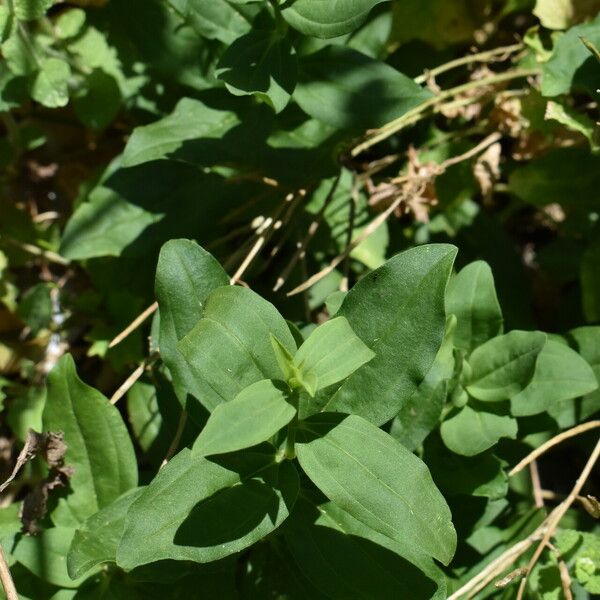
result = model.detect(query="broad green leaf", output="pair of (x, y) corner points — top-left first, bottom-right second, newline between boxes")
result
(270, 333), (296, 382)
(293, 317), (375, 392)
(446, 261), (503, 352)
(284, 494), (446, 600)
(545, 99), (600, 151)
(55, 8), (86, 39)
(320, 244), (457, 426)
(117, 446), (298, 569)
(510, 340), (598, 416)
(282, 0), (387, 38)
(43, 355), (138, 524)
(178, 286), (297, 410)
(440, 405), (518, 456)
(30, 58), (71, 108)
(532, 0), (600, 29)
(391, 315), (456, 451)
(467, 330), (546, 402)
(582, 236), (600, 322)
(296, 413), (457, 565)
(509, 148), (600, 209)
(389, 0), (479, 48)
(14, 0), (53, 20)
(192, 379), (296, 457)
(424, 437), (508, 500)
(67, 488), (144, 580)
(121, 98), (239, 168)
(14, 527), (89, 588)
(295, 46), (432, 130)
(216, 27), (297, 113)
(542, 13), (600, 96)
(570, 327), (600, 418)
(155, 240), (229, 413)
(168, 0), (258, 44)
(74, 69), (122, 130)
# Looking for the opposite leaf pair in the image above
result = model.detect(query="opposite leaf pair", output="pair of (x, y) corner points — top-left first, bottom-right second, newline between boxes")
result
(194, 317), (374, 458)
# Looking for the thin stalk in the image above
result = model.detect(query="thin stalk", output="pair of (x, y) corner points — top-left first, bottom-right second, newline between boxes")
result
(352, 68), (539, 156)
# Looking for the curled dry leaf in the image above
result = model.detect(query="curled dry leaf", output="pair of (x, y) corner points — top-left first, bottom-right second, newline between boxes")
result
(8, 430), (75, 535)
(473, 141), (501, 204)
(579, 494), (600, 518)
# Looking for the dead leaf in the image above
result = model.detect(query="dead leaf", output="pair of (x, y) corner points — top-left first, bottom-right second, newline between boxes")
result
(474, 141), (501, 203)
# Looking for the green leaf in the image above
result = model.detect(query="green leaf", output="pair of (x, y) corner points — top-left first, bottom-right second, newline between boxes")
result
(542, 13), (600, 96)
(16, 282), (53, 335)
(320, 244), (457, 426)
(510, 339), (598, 416)
(168, 0), (258, 44)
(216, 27), (297, 113)
(391, 315), (456, 451)
(178, 286), (297, 410)
(509, 148), (600, 209)
(425, 437), (508, 500)
(545, 99), (600, 151)
(192, 379), (296, 457)
(67, 488), (144, 580)
(295, 46), (432, 130)
(117, 446), (298, 569)
(282, 0), (387, 38)
(441, 405), (518, 456)
(54, 8), (86, 39)
(293, 317), (375, 393)
(270, 333), (296, 382)
(42, 354), (138, 524)
(570, 326), (600, 418)
(30, 58), (71, 108)
(582, 236), (600, 322)
(155, 240), (229, 413)
(296, 413), (457, 565)
(121, 98), (240, 168)
(467, 331), (547, 402)
(284, 494), (446, 600)
(446, 261), (503, 352)
(14, 527), (89, 588)
(74, 69), (122, 130)
(389, 0), (479, 48)
(14, 0), (53, 20)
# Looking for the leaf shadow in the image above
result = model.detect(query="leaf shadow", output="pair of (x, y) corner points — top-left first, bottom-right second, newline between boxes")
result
(174, 478), (282, 548)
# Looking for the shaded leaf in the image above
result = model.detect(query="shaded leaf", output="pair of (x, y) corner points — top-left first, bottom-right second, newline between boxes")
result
(121, 98), (239, 168)
(295, 46), (432, 130)
(216, 27), (297, 113)
(117, 446), (298, 569)
(284, 494), (445, 600)
(282, 0), (387, 38)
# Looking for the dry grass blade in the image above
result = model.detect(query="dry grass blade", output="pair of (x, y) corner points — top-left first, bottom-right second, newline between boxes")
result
(160, 409), (188, 469)
(110, 362), (147, 405)
(0, 545), (18, 600)
(516, 436), (600, 599)
(510, 420), (600, 476)
(286, 192), (405, 297)
(109, 301), (158, 349)
(274, 176), (340, 292)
